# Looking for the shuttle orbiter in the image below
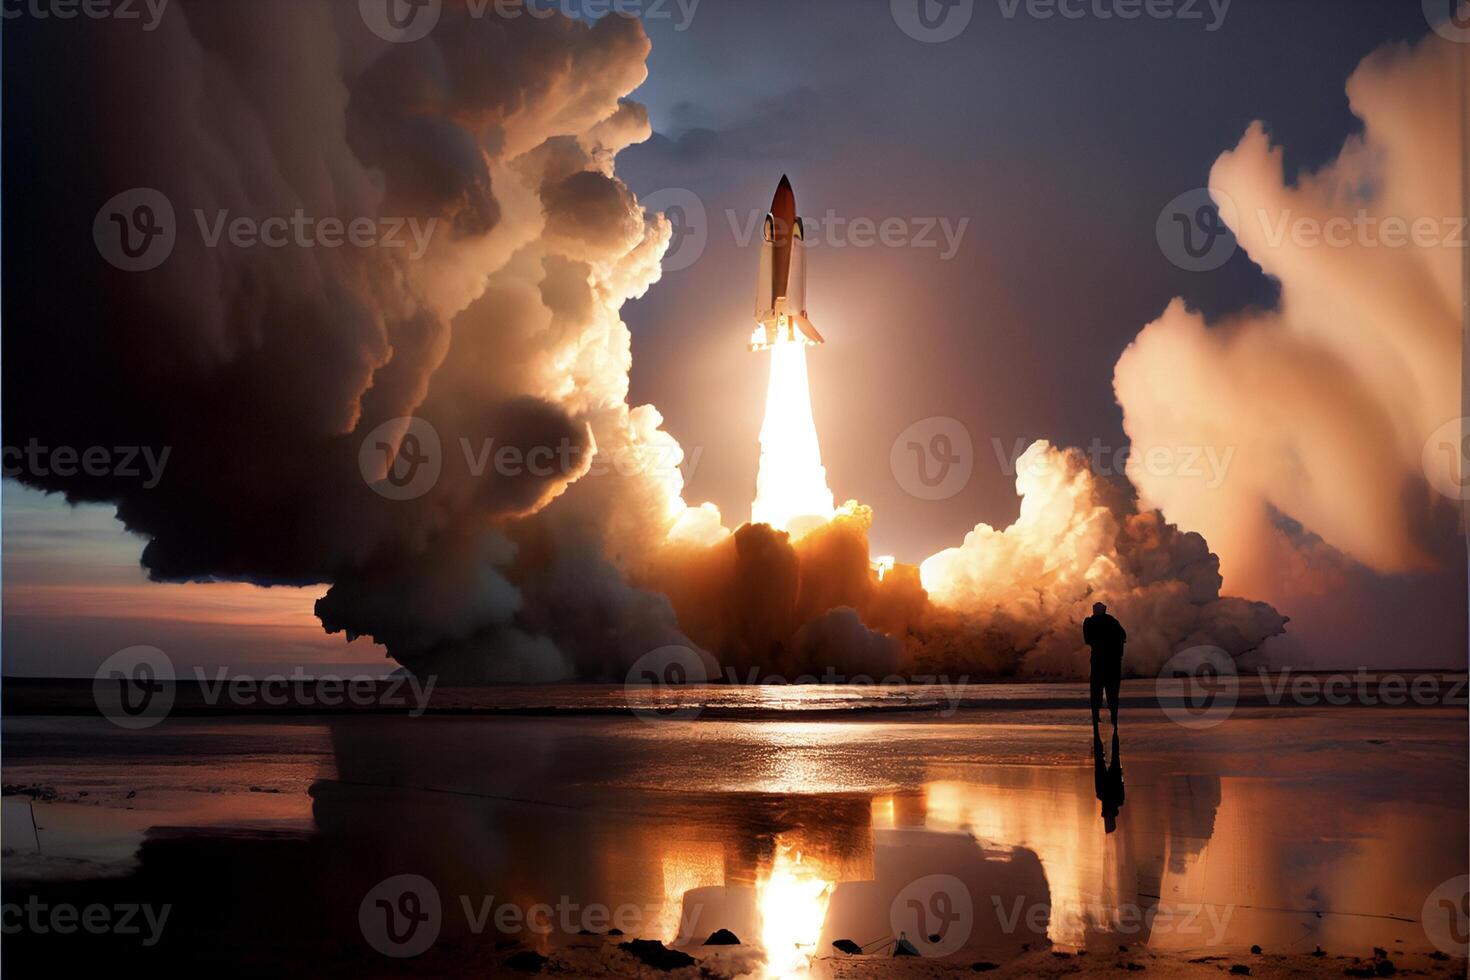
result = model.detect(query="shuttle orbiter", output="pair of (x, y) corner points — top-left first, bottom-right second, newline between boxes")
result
(751, 175), (824, 351)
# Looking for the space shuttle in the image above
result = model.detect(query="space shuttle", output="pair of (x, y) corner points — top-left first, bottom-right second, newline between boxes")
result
(751, 175), (824, 351)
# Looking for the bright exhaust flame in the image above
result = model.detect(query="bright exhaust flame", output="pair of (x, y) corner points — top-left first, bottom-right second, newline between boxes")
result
(757, 844), (834, 978)
(752, 335), (834, 537)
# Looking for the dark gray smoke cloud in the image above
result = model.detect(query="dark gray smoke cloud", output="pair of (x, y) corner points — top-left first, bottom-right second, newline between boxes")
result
(4, 0), (697, 679)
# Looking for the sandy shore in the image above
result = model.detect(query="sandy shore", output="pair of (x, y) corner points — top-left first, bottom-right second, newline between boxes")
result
(334, 935), (1468, 977)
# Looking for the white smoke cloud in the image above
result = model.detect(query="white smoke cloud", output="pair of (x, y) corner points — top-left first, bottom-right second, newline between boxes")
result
(1115, 28), (1463, 601)
(919, 442), (1285, 676)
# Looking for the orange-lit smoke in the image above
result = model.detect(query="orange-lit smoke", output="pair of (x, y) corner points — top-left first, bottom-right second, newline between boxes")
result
(916, 441), (1285, 676)
(650, 438), (1284, 679)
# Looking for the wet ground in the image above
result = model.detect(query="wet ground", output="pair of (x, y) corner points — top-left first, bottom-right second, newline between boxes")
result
(2, 689), (1466, 976)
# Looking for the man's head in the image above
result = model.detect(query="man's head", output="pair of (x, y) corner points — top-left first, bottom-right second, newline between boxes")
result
(1092, 602), (1107, 615)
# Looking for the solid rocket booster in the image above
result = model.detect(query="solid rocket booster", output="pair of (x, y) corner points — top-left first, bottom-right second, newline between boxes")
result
(751, 175), (824, 351)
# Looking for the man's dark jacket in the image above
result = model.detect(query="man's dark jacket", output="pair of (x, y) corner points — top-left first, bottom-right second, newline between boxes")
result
(1083, 613), (1126, 662)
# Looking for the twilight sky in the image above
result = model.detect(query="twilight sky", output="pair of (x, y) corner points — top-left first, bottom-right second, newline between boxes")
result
(619, 0), (1442, 558)
(3, 0), (1464, 676)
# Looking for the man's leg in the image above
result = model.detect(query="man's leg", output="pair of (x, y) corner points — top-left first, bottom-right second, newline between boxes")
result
(1090, 665), (1103, 731)
(1105, 663), (1121, 729)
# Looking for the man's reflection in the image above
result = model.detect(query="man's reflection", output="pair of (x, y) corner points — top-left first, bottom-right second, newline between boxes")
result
(1094, 729), (1125, 833)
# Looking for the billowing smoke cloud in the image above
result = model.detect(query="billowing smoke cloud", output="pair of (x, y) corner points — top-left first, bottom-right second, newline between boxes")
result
(645, 505), (915, 679)
(917, 442), (1287, 677)
(5, 0), (1289, 683)
(646, 454), (1284, 680)
(4, 1), (707, 680)
(1115, 28), (1463, 603)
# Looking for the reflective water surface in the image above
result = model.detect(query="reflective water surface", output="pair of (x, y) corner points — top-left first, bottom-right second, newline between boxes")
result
(3, 701), (1465, 973)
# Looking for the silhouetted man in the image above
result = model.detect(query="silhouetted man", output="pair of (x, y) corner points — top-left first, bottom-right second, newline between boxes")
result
(1083, 601), (1125, 732)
